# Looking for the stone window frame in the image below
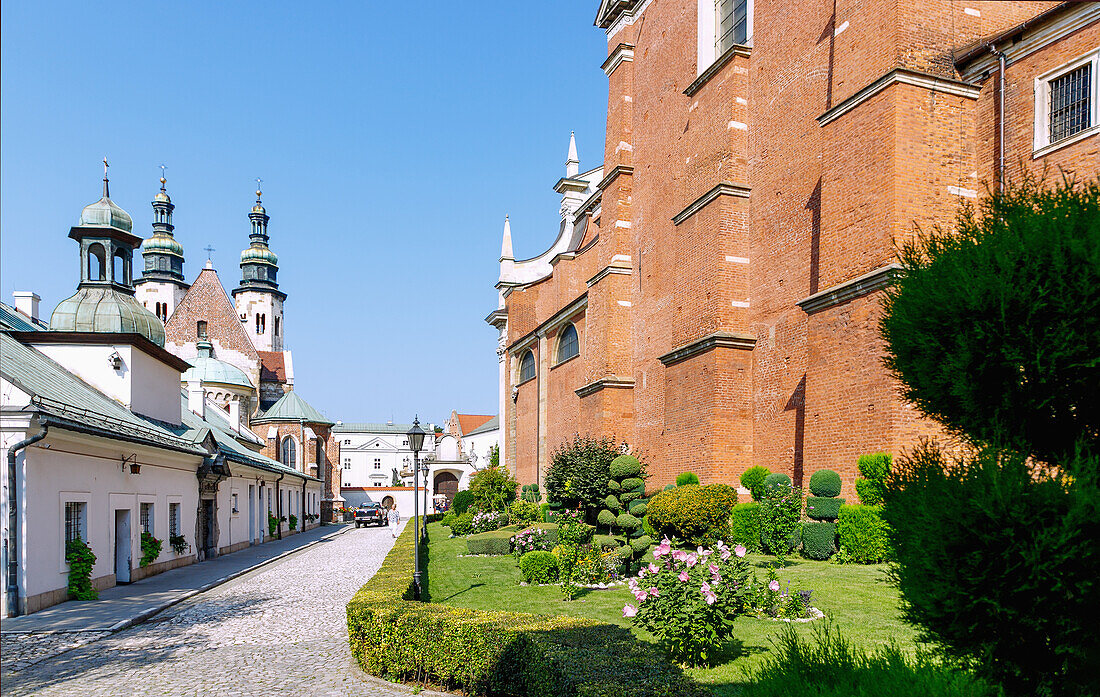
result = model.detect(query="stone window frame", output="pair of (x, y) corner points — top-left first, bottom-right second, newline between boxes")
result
(697, 0), (752, 76)
(60, 492), (90, 571)
(280, 435), (299, 469)
(139, 501), (154, 535)
(554, 322), (581, 366)
(1033, 46), (1100, 158)
(518, 349), (537, 384)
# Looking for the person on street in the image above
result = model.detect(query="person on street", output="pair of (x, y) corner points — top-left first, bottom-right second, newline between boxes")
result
(388, 505), (400, 537)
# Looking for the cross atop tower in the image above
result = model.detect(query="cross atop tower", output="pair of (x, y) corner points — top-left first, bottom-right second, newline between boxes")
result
(102, 157), (110, 197)
(204, 245), (215, 261)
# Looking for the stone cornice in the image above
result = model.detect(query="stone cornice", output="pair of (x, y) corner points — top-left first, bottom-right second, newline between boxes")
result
(484, 308), (507, 328)
(796, 263), (902, 314)
(658, 331), (756, 367)
(684, 45), (752, 97)
(602, 42), (635, 76)
(955, 3), (1100, 79)
(672, 182), (751, 226)
(817, 69), (981, 127)
(597, 165), (634, 193)
(587, 262), (633, 287)
(575, 375), (635, 398)
(554, 177), (590, 194)
(506, 294), (588, 353)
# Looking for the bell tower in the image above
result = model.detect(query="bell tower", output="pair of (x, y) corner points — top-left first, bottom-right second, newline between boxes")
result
(135, 169), (190, 322)
(232, 183), (286, 352)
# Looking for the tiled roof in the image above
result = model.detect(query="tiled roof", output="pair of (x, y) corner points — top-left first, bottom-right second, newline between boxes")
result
(258, 350), (287, 382)
(253, 390), (333, 425)
(465, 414), (499, 436)
(332, 422), (417, 434)
(457, 413), (495, 435)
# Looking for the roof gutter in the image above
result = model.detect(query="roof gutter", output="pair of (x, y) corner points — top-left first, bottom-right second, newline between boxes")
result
(6, 424), (48, 617)
(990, 44), (1007, 192)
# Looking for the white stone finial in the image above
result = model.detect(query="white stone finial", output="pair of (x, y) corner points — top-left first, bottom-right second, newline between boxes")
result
(500, 215), (514, 262)
(566, 131), (579, 178)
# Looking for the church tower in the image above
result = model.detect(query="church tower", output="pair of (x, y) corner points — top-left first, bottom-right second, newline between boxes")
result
(135, 171), (189, 322)
(232, 185), (285, 352)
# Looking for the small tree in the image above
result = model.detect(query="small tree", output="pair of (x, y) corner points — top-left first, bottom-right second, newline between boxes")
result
(467, 465), (518, 512)
(544, 435), (630, 514)
(488, 443), (500, 468)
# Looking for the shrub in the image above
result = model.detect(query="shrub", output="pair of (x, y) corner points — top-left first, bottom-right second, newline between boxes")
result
(452, 490), (475, 515)
(744, 624), (999, 697)
(347, 521), (707, 696)
(629, 500), (648, 516)
(629, 534), (653, 556)
(882, 444), (1099, 697)
(610, 453), (642, 479)
(169, 534), (188, 555)
(511, 526), (556, 558)
(466, 530), (514, 556)
(740, 466), (770, 501)
(539, 502), (550, 522)
(603, 494), (621, 512)
(759, 485), (801, 559)
(468, 466), (518, 512)
(800, 521), (836, 560)
(139, 531), (162, 567)
(470, 510), (506, 534)
(509, 499), (541, 527)
(647, 484), (738, 546)
(620, 490), (641, 504)
(65, 539), (97, 600)
(881, 175), (1100, 465)
(521, 483), (542, 503)
(763, 472), (792, 494)
(663, 483), (675, 491)
(676, 472), (700, 486)
(809, 469), (842, 497)
(596, 509), (616, 529)
(619, 477), (643, 492)
(836, 504), (889, 564)
(440, 512), (456, 528)
(545, 435), (630, 512)
(607, 478), (621, 492)
(593, 534), (623, 551)
(805, 496), (844, 521)
(446, 512), (474, 536)
(268, 512), (279, 537)
(518, 550), (559, 584)
(730, 502), (762, 551)
(855, 453), (892, 506)
(288, 514), (298, 531)
(615, 512), (641, 533)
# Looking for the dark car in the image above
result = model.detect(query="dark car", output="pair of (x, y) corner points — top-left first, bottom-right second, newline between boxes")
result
(354, 503), (386, 528)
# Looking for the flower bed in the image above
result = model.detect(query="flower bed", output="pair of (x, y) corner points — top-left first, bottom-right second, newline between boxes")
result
(346, 516), (706, 696)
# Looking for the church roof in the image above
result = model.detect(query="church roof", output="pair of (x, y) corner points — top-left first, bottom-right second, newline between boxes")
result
(253, 390), (333, 425)
(0, 303), (45, 331)
(79, 195), (133, 233)
(258, 351), (287, 382)
(50, 286), (166, 346)
(457, 413), (495, 435)
(465, 415), (499, 436)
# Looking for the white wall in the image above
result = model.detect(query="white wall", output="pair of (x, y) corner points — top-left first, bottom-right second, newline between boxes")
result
(337, 430), (421, 489)
(464, 428), (500, 470)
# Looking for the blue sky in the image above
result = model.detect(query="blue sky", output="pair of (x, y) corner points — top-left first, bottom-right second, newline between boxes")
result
(1, 1), (609, 426)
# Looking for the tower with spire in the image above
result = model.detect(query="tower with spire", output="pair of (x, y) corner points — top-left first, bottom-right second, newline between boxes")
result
(232, 184), (286, 352)
(135, 169), (190, 322)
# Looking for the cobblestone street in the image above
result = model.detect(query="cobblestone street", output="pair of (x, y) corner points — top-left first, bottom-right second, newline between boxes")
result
(1, 523), (417, 697)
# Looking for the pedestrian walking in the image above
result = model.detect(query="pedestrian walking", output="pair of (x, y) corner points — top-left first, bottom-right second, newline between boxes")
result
(388, 505), (400, 537)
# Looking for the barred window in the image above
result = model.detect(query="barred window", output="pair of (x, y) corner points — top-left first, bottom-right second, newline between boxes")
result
(519, 350), (536, 382)
(140, 502), (153, 535)
(716, 0), (749, 55)
(557, 324), (580, 363)
(169, 503), (181, 537)
(374, 458), (381, 470)
(1049, 63), (1092, 143)
(64, 502), (86, 543)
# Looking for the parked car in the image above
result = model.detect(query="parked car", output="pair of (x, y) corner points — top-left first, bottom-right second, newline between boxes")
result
(354, 503), (386, 528)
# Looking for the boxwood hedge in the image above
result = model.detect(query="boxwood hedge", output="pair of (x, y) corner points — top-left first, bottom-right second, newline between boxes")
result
(805, 496), (844, 521)
(467, 530), (514, 555)
(347, 519), (707, 696)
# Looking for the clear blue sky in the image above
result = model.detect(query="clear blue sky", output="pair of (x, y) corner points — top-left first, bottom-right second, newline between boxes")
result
(1, 1), (609, 427)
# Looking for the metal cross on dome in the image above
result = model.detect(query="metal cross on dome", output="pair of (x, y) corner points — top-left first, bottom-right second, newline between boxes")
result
(204, 245), (216, 262)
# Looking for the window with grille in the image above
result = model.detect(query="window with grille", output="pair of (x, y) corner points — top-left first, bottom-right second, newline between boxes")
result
(169, 503), (180, 537)
(64, 502), (86, 543)
(1049, 63), (1092, 143)
(557, 324), (580, 363)
(344, 460), (351, 469)
(716, 0), (748, 55)
(374, 458), (382, 470)
(140, 502), (153, 535)
(519, 350), (536, 382)
(196, 320), (207, 338)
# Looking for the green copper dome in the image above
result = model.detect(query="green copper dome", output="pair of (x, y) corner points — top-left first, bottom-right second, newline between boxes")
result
(143, 234), (185, 257)
(79, 196), (133, 233)
(182, 342), (253, 389)
(241, 245), (278, 266)
(50, 286), (166, 346)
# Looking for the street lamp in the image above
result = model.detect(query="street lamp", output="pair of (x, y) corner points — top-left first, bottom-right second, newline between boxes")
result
(406, 416), (426, 599)
(421, 456), (430, 542)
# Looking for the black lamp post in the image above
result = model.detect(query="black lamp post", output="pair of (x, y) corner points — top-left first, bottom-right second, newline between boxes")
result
(406, 416), (426, 599)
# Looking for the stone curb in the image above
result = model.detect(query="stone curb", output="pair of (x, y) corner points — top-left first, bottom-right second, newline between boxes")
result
(1, 525), (353, 637)
(357, 672), (460, 697)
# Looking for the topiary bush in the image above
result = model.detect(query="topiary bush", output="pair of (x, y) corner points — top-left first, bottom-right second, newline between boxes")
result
(647, 483), (738, 546)
(509, 499), (541, 527)
(630, 534), (653, 556)
(760, 484), (801, 558)
(518, 550), (559, 584)
(607, 478), (621, 492)
(604, 494), (621, 512)
(855, 453), (892, 506)
(730, 502), (762, 551)
(629, 500), (648, 517)
(676, 472), (700, 486)
(546, 435), (633, 513)
(466, 530), (515, 556)
(800, 521), (836, 560)
(597, 509), (616, 528)
(805, 496), (843, 521)
(740, 466), (770, 501)
(808, 469), (842, 498)
(836, 504), (889, 564)
(452, 490), (476, 515)
(610, 454), (642, 479)
(616, 512), (641, 534)
(763, 472), (792, 495)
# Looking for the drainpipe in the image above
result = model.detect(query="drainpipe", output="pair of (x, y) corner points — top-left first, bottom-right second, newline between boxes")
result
(990, 44), (1007, 192)
(274, 472), (285, 540)
(6, 424), (48, 617)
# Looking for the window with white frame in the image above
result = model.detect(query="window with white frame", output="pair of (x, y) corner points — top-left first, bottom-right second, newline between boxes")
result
(374, 458), (382, 470)
(140, 502), (153, 535)
(374, 482), (383, 487)
(1034, 48), (1099, 153)
(716, 0), (749, 55)
(64, 501), (87, 543)
(344, 458), (352, 469)
(169, 502), (181, 537)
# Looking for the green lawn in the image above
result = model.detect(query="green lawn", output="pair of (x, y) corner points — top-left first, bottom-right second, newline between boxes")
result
(426, 522), (919, 695)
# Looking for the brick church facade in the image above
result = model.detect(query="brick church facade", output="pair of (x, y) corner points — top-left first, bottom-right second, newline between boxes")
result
(489, 1), (1098, 496)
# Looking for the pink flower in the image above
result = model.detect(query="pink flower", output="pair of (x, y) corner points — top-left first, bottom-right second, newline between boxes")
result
(685, 553), (698, 567)
(671, 550), (687, 562)
(653, 539), (672, 558)
(648, 563), (659, 574)
(734, 545), (747, 558)
(709, 563), (719, 574)
(704, 591), (717, 605)
(720, 548), (731, 560)
(769, 580), (780, 592)
(648, 586), (659, 597)
(638, 568), (646, 578)
(678, 570), (690, 582)
(628, 578), (639, 591)
(623, 604), (637, 618)
(701, 581), (711, 593)
(633, 589), (649, 602)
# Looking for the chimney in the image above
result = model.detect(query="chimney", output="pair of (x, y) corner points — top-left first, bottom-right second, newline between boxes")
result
(13, 291), (40, 322)
(187, 378), (205, 418)
(228, 399), (241, 433)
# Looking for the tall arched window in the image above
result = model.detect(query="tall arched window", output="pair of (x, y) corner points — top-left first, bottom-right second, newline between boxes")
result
(280, 436), (297, 468)
(256, 314), (266, 334)
(112, 248), (129, 285)
(519, 350), (536, 383)
(88, 243), (106, 281)
(557, 323), (579, 363)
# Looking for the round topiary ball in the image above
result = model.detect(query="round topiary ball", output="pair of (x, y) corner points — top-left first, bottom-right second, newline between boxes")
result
(597, 509), (616, 527)
(809, 469), (842, 497)
(630, 535), (653, 555)
(610, 454), (642, 479)
(607, 478), (621, 492)
(620, 477), (644, 492)
(604, 494), (621, 512)
(764, 472), (793, 494)
(616, 512), (641, 531)
(630, 500), (648, 516)
(615, 545), (633, 563)
(676, 472), (701, 486)
(663, 483), (676, 492)
(620, 491), (640, 504)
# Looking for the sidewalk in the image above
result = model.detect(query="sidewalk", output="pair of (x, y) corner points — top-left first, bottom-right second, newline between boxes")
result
(1, 523), (352, 634)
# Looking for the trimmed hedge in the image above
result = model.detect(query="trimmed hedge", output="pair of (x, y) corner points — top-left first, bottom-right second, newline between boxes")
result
(805, 496), (844, 521)
(764, 472), (792, 494)
(740, 466), (770, 501)
(801, 521), (836, 560)
(347, 519), (707, 696)
(676, 472), (700, 486)
(730, 502), (762, 551)
(808, 469), (842, 498)
(837, 505), (890, 563)
(466, 530), (514, 556)
(647, 483), (738, 546)
(519, 550), (559, 584)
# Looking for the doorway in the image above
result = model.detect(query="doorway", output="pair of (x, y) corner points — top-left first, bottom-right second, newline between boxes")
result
(114, 509), (132, 584)
(248, 485), (256, 545)
(434, 472), (459, 510)
(202, 499), (216, 558)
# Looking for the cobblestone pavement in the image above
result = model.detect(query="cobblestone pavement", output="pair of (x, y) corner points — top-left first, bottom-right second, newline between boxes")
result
(0, 632), (111, 674)
(1, 522), (418, 697)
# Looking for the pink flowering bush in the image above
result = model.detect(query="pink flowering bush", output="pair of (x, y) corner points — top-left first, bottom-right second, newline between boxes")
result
(625, 537), (752, 666)
(469, 510), (505, 534)
(510, 526), (553, 558)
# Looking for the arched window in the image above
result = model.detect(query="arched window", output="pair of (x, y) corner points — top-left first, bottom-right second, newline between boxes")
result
(280, 436), (297, 468)
(256, 314), (266, 334)
(519, 350), (536, 383)
(112, 248), (129, 285)
(88, 243), (106, 281)
(557, 323), (579, 363)
(197, 320), (208, 338)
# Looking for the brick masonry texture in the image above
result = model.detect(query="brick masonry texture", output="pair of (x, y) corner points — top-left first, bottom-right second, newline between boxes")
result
(501, 1), (1096, 499)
